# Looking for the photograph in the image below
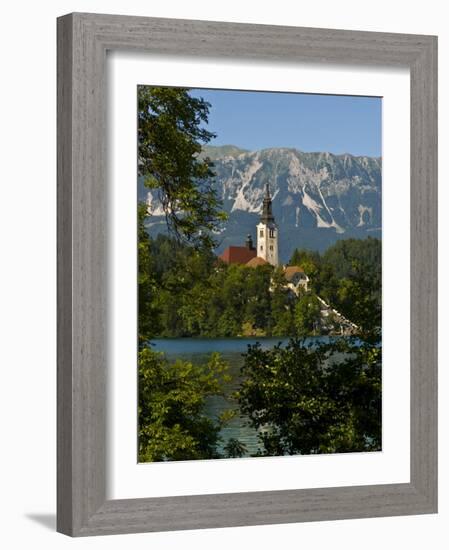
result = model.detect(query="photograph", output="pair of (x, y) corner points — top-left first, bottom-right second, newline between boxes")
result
(137, 85), (382, 462)
(0, 2), (440, 543)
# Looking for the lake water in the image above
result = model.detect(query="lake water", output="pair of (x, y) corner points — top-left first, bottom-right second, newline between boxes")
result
(150, 337), (333, 457)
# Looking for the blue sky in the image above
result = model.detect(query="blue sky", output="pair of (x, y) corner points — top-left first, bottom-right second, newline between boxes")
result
(190, 89), (381, 157)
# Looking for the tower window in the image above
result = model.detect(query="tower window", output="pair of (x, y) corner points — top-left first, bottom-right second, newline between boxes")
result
(269, 228), (275, 238)
(260, 230), (264, 237)
(269, 245), (273, 251)
(260, 245), (263, 251)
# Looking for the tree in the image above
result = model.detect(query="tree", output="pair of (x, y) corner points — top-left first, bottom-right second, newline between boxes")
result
(139, 348), (231, 461)
(294, 294), (321, 336)
(242, 265), (273, 332)
(315, 237), (381, 337)
(289, 248), (320, 282)
(269, 267), (295, 336)
(224, 438), (248, 459)
(138, 202), (161, 345)
(237, 239), (383, 455)
(138, 86), (227, 250)
(237, 338), (381, 456)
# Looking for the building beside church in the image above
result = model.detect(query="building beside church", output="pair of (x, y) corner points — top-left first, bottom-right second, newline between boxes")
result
(284, 265), (309, 294)
(219, 184), (279, 267)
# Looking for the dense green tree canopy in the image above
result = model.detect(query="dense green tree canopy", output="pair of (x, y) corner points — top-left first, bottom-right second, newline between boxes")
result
(138, 202), (161, 345)
(139, 233), (381, 341)
(139, 348), (231, 462)
(294, 294), (321, 336)
(291, 237), (381, 337)
(138, 86), (227, 250)
(238, 338), (381, 455)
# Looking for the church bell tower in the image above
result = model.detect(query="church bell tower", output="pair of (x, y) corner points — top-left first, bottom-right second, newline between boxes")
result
(256, 184), (279, 266)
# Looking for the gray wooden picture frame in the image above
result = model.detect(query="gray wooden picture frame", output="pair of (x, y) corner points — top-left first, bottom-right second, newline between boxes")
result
(57, 12), (438, 537)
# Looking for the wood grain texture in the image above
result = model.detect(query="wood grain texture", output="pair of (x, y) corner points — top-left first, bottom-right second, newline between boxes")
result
(409, 36), (438, 508)
(57, 12), (438, 536)
(57, 13), (74, 536)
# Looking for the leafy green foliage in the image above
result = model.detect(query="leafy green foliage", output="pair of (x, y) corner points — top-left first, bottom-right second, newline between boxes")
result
(289, 248), (321, 280)
(139, 234), (299, 338)
(138, 348), (231, 462)
(140, 235), (380, 340)
(138, 86), (227, 250)
(269, 267), (296, 336)
(138, 202), (162, 345)
(223, 438), (248, 459)
(313, 237), (381, 336)
(288, 238), (381, 339)
(294, 294), (321, 336)
(238, 338), (381, 455)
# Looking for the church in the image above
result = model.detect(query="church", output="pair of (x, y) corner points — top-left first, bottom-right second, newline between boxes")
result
(219, 183), (279, 267)
(219, 184), (309, 293)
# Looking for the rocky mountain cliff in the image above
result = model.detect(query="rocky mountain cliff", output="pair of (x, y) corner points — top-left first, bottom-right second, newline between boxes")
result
(140, 145), (381, 262)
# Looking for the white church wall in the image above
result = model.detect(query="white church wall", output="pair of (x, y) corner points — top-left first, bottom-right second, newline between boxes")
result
(257, 222), (279, 266)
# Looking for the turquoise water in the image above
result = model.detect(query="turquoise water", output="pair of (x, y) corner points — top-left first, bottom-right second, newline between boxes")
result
(150, 337), (333, 457)
(151, 337), (295, 355)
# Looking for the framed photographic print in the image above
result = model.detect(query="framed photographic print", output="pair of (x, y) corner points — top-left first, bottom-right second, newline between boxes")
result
(57, 13), (437, 536)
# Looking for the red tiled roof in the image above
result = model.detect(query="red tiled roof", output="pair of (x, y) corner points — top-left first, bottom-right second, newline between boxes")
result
(219, 246), (257, 265)
(245, 256), (269, 268)
(284, 265), (306, 281)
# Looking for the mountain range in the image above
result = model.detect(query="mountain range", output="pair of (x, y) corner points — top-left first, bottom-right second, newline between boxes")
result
(140, 145), (382, 262)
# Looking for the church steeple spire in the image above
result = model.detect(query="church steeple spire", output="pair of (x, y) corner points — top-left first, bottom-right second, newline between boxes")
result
(260, 183), (275, 223)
